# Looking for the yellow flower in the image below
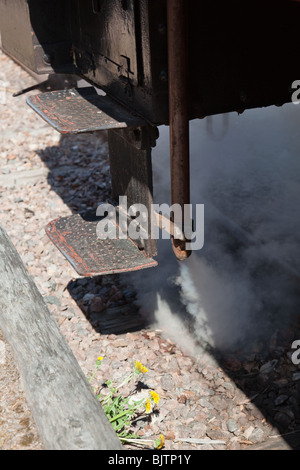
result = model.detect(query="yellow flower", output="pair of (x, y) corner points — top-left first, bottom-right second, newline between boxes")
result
(145, 398), (152, 414)
(96, 356), (104, 365)
(135, 360), (148, 374)
(156, 434), (165, 450)
(150, 391), (160, 405)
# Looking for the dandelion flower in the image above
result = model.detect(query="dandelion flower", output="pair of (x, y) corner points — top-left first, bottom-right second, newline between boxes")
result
(156, 434), (165, 450)
(145, 398), (152, 414)
(150, 391), (160, 405)
(135, 360), (148, 374)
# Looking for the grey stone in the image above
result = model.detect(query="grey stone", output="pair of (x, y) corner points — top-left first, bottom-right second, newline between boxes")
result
(227, 419), (239, 433)
(82, 293), (95, 302)
(206, 429), (229, 442)
(274, 395), (289, 406)
(259, 359), (278, 375)
(199, 398), (214, 410)
(160, 374), (175, 391)
(274, 411), (293, 429)
(44, 295), (60, 306)
(249, 427), (266, 444)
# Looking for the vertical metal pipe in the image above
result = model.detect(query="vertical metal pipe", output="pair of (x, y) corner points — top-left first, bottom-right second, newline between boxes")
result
(167, 0), (191, 260)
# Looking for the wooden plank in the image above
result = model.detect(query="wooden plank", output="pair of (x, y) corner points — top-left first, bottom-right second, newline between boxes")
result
(0, 224), (123, 450)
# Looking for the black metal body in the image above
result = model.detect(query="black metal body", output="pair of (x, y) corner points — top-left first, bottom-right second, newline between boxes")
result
(2, 1), (300, 123)
(2, 0), (300, 269)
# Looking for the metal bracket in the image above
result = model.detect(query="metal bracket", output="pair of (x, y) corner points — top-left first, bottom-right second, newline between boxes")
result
(108, 125), (159, 259)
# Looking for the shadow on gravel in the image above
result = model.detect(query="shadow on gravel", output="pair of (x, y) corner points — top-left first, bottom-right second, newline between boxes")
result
(35, 127), (300, 450)
(36, 132), (155, 336)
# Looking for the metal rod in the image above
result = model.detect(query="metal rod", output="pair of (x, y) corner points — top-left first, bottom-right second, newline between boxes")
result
(167, 0), (191, 260)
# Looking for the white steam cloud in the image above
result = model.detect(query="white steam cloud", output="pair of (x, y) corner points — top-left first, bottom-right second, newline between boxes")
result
(125, 103), (300, 357)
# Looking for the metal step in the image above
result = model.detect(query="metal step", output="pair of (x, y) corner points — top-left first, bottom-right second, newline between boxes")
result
(26, 87), (145, 134)
(46, 212), (157, 276)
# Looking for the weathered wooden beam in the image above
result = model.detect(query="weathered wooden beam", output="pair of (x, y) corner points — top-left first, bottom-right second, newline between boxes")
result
(0, 224), (123, 450)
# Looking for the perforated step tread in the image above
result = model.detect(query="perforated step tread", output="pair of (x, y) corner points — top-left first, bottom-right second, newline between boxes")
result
(46, 212), (157, 276)
(27, 87), (145, 134)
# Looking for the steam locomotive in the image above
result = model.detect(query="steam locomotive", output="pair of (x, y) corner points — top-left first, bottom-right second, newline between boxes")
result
(1, 0), (299, 276)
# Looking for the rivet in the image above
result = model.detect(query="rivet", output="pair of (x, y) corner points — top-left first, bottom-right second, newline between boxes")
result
(43, 53), (52, 65)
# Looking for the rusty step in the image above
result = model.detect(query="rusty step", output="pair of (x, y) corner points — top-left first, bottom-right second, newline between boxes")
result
(26, 87), (145, 134)
(46, 212), (157, 277)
